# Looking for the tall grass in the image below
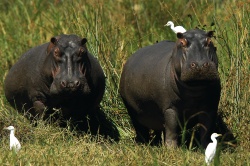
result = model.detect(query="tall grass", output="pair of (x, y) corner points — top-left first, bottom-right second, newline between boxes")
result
(0, 0), (249, 165)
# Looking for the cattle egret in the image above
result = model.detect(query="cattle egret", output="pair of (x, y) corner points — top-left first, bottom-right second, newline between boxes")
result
(4, 126), (21, 152)
(205, 133), (222, 165)
(164, 21), (187, 33)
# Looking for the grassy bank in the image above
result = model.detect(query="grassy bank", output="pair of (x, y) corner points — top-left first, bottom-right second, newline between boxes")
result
(0, 0), (249, 165)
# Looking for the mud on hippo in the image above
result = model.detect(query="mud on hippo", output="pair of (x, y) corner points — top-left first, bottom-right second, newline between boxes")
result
(4, 34), (119, 140)
(120, 29), (234, 148)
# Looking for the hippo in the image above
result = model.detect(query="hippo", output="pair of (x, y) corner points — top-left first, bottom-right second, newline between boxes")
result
(119, 29), (222, 148)
(4, 34), (119, 140)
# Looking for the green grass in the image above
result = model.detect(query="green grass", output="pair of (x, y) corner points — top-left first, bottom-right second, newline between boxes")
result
(0, 0), (249, 165)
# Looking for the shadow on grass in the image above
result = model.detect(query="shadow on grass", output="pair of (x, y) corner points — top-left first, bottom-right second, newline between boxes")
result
(20, 106), (120, 142)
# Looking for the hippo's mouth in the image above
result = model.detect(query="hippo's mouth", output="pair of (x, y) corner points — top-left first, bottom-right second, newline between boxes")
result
(50, 90), (82, 99)
(180, 67), (220, 83)
(184, 80), (219, 87)
(50, 82), (81, 96)
(50, 80), (91, 97)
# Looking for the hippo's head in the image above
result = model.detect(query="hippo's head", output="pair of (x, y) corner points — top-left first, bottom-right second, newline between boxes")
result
(172, 29), (219, 84)
(45, 34), (91, 96)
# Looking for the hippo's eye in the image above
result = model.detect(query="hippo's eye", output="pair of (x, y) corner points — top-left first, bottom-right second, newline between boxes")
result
(205, 38), (212, 47)
(179, 38), (188, 47)
(79, 47), (86, 56)
(54, 47), (61, 58)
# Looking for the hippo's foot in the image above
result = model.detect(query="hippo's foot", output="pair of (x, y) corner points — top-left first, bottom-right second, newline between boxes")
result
(165, 139), (178, 148)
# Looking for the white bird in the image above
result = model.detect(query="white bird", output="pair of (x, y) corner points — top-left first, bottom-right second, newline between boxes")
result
(4, 126), (21, 152)
(205, 133), (222, 165)
(164, 21), (187, 33)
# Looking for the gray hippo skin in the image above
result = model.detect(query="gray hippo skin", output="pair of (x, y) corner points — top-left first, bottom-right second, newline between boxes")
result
(4, 34), (119, 139)
(120, 29), (221, 148)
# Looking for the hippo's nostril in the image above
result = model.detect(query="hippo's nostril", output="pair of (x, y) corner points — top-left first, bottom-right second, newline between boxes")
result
(61, 80), (80, 89)
(203, 62), (209, 68)
(190, 62), (196, 68)
(61, 81), (67, 88)
(75, 81), (80, 87)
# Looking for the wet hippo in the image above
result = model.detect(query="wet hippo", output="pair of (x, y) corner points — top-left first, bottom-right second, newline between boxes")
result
(4, 34), (119, 140)
(120, 29), (221, 148)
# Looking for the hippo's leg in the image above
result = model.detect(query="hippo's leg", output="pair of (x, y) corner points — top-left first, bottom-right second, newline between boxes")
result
(122, 100), (150, 143)
(198, 111), (216, 148)
(151, 130), (162, 145)
(132, 117), (150, 143)
(32, 100), (46, 118)
(163, 108), (178, 147)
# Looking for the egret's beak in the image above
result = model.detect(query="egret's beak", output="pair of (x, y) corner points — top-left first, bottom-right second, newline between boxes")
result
(217, 134), (222, 137)
(164, 24), (167, 26)
(3, 127), (7, 130)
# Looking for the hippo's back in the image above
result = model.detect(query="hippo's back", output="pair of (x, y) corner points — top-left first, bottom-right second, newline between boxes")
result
(120, 40), (175, 101)
(4, 44), (49, 106)
(123, 41), (175, 74)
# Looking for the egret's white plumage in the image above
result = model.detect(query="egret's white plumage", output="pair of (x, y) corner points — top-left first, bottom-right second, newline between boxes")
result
(4, 126), (21, 152)
(205, 133), (222, 165)
(164, 21), (186, 33)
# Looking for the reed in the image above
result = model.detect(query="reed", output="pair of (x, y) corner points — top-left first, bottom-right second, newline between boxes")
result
(0, 0), (249, 165)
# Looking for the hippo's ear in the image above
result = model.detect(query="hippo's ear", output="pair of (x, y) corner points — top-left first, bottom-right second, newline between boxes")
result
(205, 31), (215, 46)
(81, 38), (87, 45)
(177, 33), (187, 47)
(207, 31), (214, 38)
(51, 37), (59, 45)
(47, 37), (59, 54)
(177, 33), (184, 39)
